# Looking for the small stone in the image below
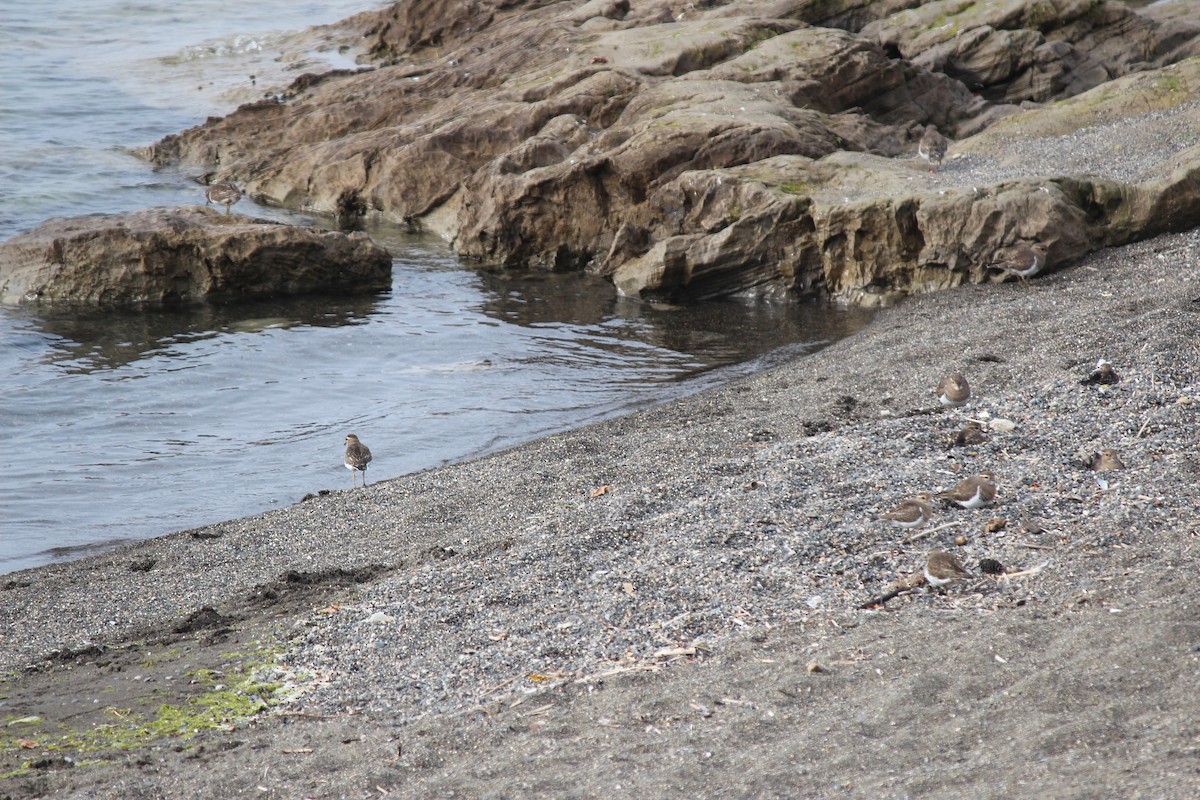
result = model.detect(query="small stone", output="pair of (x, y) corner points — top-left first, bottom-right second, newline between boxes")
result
(1017, 514), (1046, 535)
(953, 535), (968, 546)
(988, 418), (1017, 433)
(978, 558), (1005, 575)
(983, 517), (1007, 533)
(806, 661), (824, 674)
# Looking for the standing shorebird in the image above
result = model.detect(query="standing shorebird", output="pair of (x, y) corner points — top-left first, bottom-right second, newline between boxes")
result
(987, 243), (1048, 285)
(344, 434), (373, 488)
(205, 181), (242, 214)
(924, 550), (971, 590)
(937, 372), (971, 408)
(918, 124), (949, 172)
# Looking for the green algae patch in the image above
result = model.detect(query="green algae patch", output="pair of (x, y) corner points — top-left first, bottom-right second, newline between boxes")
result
(778, 181), (815, 196)
(0, 640), (296, 779)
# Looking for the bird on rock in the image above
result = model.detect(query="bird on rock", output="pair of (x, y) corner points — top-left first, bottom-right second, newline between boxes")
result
(205, 181), (242, 214)
(918, 124), (949, 172)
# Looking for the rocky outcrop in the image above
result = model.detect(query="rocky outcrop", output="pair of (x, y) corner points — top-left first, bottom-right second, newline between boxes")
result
(860, 0), (1200, 105)
(141, 0), (1200, 303)
(0, 207), (392, 306)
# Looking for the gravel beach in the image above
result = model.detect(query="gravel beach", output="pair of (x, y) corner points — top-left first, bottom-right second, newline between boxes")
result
(3, 223), (1199, 798)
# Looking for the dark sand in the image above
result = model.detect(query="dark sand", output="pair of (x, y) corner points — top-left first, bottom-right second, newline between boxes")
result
(3, 229), (1200, 799)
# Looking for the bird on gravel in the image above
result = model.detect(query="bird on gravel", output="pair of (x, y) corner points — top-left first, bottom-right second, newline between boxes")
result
(953, 421), (988, 447)
(936, 470), (997, 509)
(880, 494), (934, 530)
(344, 434), (373, 488)
(1085, 448), (1125, 472)
(918, 124), (949, 172)
(937, 372), (971, 408)
(925, 550), (971, 589)
(1082, 359), (1120, 386)
(987, 242), (1048, 285)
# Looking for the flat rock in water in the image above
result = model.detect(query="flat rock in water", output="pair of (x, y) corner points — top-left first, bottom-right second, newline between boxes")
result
(0, 206), (391, 306)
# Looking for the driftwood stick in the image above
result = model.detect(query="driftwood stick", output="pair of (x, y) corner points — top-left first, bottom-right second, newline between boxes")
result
(904, 520), (965, 544)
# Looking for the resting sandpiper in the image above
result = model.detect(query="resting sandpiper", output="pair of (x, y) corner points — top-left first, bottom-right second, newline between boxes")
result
(925, 550), (971, 589)
(937, 470), (997, 509)
(937, 373), (971, 407)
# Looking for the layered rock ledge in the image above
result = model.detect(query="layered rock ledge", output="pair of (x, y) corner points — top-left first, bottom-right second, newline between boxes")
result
(0, 206), (392, 306)
(143, 0), (1200, 302)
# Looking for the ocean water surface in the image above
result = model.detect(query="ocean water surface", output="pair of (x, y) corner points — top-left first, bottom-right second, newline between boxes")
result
(0, 0), (873, 575)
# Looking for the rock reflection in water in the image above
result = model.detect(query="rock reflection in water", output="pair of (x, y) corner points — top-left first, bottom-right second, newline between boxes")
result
(18, 292), (387, 374)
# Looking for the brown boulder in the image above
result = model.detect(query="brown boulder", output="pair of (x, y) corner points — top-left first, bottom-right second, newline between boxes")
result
(0, 206), (391, 306)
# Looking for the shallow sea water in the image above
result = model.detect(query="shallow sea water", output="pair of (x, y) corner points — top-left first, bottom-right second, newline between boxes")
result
(0, 1), (873, 574)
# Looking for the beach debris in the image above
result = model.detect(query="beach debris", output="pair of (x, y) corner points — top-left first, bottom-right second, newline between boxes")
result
(590, 484), (612, 498)
(978, 558), (1005, 575)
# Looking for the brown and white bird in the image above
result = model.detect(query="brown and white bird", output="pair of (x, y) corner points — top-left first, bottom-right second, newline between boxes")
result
(924, 550), (971, 589)
(918, 124), (948, 172)
(937, 470), (997, 509)
(880, 494), (934, 530)
(1086, 448), (1125, 472)
(937, 373), (971, 408)
(987, 243), (1048, 285)
(1082, 359), (1120, 386)
(953, 421), (988, 447)
(344, 434), (373, 487)
(205, 181), (242, 214)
